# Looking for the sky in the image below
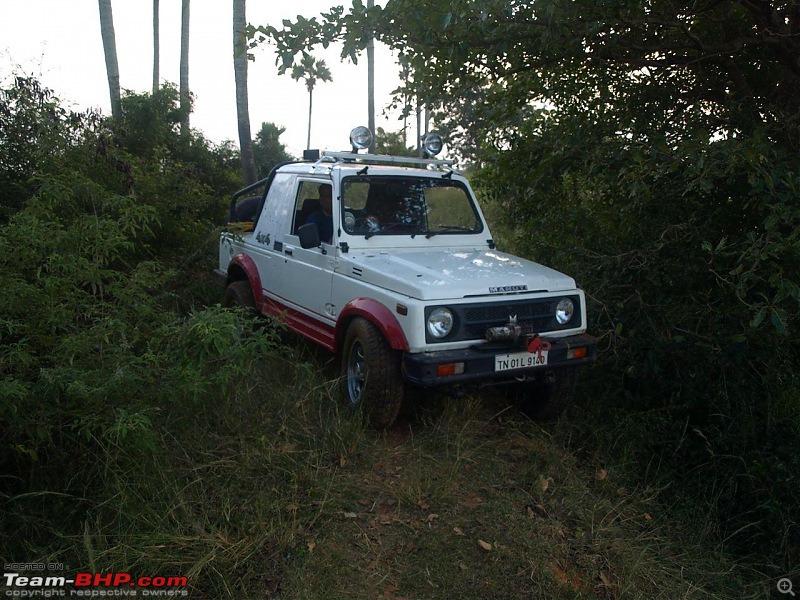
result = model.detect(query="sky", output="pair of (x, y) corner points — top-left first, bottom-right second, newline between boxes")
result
(0, 0), (410, 158)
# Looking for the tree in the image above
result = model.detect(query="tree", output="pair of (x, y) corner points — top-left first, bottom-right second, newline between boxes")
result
(257, 0), (800, 567)
(252, 122), (293, 179)
(152, 0), (160, 94)
(97, 0), (121, 119)
(290, 53), (332, 149)
(179, 0), (190, 136)
(366, 0), (375, 153)
(233, 0), (256, 185)
(374, 127), (414, 157)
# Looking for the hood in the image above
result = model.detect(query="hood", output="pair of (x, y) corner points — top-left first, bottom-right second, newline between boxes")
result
(345, 248), (576, 301)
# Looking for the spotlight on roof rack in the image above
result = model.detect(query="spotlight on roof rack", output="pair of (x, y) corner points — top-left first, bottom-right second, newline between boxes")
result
(422, 132), (444, 157)
(349, 126), (373, 152)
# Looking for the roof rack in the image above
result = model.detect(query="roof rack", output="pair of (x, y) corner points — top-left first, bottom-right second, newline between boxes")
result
(319, 151), (455, 169)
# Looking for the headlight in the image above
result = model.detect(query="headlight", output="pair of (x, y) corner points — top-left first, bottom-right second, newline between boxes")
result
(427, 307), (454, 338)
(555, 298), (574, 325)
(421, 132), (444, 156)
(349, 126), (373, 151)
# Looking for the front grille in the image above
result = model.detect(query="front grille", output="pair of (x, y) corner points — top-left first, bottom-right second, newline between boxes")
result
(424, 296), (580, 343)
(463, 301), (554, 337)
(463, 298), (558, 339)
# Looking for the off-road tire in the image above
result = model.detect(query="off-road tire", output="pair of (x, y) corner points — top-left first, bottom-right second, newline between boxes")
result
(511, 368), (577, 421)
(341, 318), (404, 429)
(224, 280), (255, 312)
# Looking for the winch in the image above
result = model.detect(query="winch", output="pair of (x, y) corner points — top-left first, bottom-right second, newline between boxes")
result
(485, 315), (525, 344)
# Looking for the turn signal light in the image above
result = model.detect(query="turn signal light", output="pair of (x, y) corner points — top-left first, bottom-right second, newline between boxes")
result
(567, 347), (587, 360)
(436, 363), (465, 377)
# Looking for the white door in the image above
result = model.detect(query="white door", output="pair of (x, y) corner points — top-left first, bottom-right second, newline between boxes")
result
(272, 179), (337, 327)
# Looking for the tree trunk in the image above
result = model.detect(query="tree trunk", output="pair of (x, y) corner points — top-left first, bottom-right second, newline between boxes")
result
(367, 0), (375, 153)
(416, 102), (421, 157)
(179, 0), (190, 136)
(152, 0), (160, 94)
(233, 0), (256, 185)
(307, 86), (313, 150)
(98, 0), (121, 119)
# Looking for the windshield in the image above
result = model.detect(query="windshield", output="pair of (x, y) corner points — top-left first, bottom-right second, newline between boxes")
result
(340, 176), (484, 238)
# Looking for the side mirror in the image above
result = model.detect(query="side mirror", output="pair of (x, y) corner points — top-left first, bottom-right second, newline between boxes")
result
(297, 223), (321, 249)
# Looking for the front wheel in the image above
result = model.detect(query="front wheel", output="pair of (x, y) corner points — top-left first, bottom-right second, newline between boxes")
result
(509, 368), (577, 421)
(341, 318), (404, 429)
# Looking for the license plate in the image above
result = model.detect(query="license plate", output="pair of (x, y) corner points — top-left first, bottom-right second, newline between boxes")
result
(494, 350), (549, 372)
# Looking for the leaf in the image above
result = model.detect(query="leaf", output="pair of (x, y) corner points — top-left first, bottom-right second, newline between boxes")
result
(453, 526), (465, 536)
(771, 309), (787, 334)
(538, 475), (550, 493)
(750, 307), (767, 328)
(551, 564), (569, 584)
(599, 569), (612, 587)
(307, 541), (316, 553)
(343, 512), (357, 519)
(464, 496), (483, 509)
(595, 468), (608, 480)
(478, 539), (492, 551)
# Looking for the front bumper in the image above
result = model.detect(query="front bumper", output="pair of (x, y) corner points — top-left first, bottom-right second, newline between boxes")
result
(401, 333), (597, 387)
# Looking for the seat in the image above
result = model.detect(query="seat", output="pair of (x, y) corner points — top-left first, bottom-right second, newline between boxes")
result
(295, 197), (322, 232)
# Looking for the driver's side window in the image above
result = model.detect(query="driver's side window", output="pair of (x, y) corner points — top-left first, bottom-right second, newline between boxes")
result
(292, 181), (325, 234)
(293, 180), (334, 245)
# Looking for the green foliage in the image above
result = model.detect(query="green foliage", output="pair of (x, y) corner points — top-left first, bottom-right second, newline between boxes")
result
(0, 77), (279, 561)
(261, 0), (800, 570)
(289, 52), (332, 93)
(374, 127), (415, 157)
(0, 77), (101, 221)
(252, 121), (294, 179)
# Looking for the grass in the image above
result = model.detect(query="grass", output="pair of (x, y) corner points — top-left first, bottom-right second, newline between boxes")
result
(2, 336), (778, 598)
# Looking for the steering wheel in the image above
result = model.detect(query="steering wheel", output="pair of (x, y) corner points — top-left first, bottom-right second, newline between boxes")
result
(364, 215), (380, 232)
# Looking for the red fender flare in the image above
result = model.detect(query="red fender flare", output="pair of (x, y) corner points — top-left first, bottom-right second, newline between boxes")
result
(229, 254), (265, 311)
(337, 298), (409, 352)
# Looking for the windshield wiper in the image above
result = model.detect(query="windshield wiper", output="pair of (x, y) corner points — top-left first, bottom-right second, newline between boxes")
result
(425, 225), (476, 239)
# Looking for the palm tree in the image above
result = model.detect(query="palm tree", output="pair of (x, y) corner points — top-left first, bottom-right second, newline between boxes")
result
(366, 0), (375, 153)
(179, 0), (190, 136)
(233, 0), (256, 184)
(98, 0), (121, 119)
(291, 54), (332, 150)
(152, 0), (160, 94)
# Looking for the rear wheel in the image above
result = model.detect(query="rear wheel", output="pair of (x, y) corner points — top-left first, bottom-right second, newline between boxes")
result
(341, 318), (404, 429)
(224, 280), (255, 312)
(509, 368), (577, 421)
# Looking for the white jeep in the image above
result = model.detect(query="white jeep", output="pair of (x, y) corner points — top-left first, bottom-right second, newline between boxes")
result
(214, 130), (596, 428)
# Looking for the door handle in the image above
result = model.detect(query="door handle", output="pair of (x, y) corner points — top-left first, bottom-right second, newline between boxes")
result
(284, 246), (294, 256)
